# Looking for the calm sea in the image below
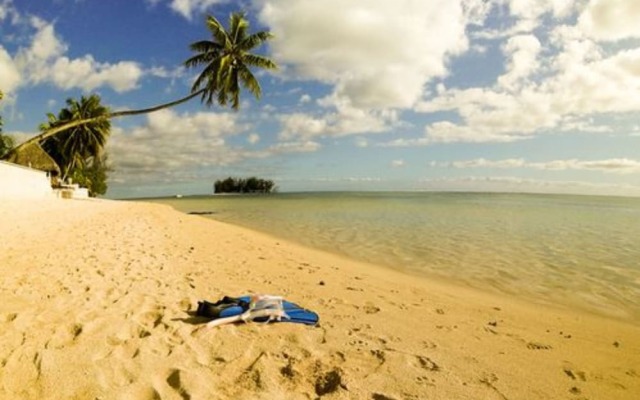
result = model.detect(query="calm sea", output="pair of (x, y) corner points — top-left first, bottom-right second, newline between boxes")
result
(142, 192), (640, 323)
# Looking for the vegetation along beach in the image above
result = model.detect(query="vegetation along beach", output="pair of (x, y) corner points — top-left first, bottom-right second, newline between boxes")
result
(2, 1), (640, 399)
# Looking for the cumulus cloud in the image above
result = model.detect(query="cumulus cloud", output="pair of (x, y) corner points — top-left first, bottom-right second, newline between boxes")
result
(0, 46), (21, 94)
(257, 0), (469, 109)
(109, 109), (244, 182)
(168, 0), (227, 21)
(579, 0), (640, 41)
(391, 160), (406, 168)
(506, 0), (575, 30)
(12, 18), (143, 93)
(109, 110), (322, 183)
(415, 14), (640, 144)
(498, 35), (542, 91)
(278, 106), (398, 141)
(50, 57), (142, 93)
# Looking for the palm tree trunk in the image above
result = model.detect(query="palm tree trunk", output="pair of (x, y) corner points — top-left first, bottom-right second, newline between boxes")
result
(8, 89), (205, 156)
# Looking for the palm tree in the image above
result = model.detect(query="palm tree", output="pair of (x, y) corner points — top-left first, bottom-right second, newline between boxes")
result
(186, 12), (276, 109)
(7, 12), (276, 156)
(40, 95), (111, 181)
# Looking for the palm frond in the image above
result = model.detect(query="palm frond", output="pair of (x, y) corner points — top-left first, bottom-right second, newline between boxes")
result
(243, 54), (277, 70)
(191, 59), (218, 93)
(185, 12), (276, 110)
(238, 65), (261, 99)
(206, 15), (231, 48)
(229, 12), (249, 44)
(184, 52), (216, 68)
(215, 54), (232, 86)
(239, 31), (273, 51)
(230, 68), (240, 109)
(189, 40), (220, 53)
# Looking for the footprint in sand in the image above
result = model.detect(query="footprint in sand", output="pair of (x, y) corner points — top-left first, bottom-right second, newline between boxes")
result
(563, 366), (587, 382)
(47, 322), (83, 349)
(364, 303), (381, 314)
(526, 341), (553, 350)
(166, 369), (191, 400)
(1, 312), (17, 323)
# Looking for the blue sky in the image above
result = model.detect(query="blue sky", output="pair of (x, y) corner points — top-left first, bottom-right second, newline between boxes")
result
(1, 0), (640, 198)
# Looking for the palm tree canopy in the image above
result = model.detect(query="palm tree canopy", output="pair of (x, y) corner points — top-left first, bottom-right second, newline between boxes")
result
(8, 11), (277, 155)
(185, 12), (277, 109)
(40, 95), (111, 178)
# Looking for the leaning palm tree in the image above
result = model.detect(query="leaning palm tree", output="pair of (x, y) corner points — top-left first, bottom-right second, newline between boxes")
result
(6, 12), (276, 156)
(40, 95), (111, 181)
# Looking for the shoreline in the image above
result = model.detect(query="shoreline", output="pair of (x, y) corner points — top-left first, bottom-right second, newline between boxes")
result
(149, 193), (640, 327)
(1, 198), (639, 399)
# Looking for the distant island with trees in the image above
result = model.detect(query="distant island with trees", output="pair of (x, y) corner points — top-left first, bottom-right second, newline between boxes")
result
(214, 177), (276, 194)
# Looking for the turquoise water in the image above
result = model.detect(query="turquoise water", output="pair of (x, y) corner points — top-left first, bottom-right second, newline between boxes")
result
(143, 192), (640, 323)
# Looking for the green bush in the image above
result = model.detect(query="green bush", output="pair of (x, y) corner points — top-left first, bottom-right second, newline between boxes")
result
(213, 177), (276, 194)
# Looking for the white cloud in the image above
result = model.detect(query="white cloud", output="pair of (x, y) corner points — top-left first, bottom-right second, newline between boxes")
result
(257, 0), (469, 109)
(507, 0), (575, 29)
(415, 16), (640, 144)
(416, 88), (557, 143)
(391, 160), (405, 168)
(0, 46), (21, 94)
(278, 106), (397, 141)
(109, 109), (244, 182)
(450, 158), (527, 169)
(299, 94), (311, 104)
(13, 18), (143, 93)
(579, 0), (640, 41)
(14, 18), (67, 84)
(258, 140), (321, 156)
(50, 57), (142, 93)
(169, 0), (226, 21)
(247, 133), (260, 144)
(472, 0), (578, 39)
(377, 137), (430, 148)
(498, 35), (542, 91)
(109, 109), (322, 184)
(439, 157), (640, 174)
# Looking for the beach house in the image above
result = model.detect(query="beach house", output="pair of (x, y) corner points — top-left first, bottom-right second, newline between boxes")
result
(0, 142), (60, 199)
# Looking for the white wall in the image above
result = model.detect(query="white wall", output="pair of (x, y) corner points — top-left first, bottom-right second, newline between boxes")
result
(0, 161), (53, 199)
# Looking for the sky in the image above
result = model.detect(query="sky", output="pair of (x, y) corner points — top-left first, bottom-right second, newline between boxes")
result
(1, 0), (640, 198)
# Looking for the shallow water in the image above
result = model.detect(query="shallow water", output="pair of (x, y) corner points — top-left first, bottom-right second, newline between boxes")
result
(143, 192), (640, 323)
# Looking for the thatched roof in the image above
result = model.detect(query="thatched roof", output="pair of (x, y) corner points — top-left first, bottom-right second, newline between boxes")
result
(5, 142), (61, 175)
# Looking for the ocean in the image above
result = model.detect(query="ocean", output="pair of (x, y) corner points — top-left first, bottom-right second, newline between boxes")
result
(143, 192), (640, 323)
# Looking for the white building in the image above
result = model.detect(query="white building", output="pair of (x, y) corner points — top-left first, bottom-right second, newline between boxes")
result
(0, 160), (54, 199)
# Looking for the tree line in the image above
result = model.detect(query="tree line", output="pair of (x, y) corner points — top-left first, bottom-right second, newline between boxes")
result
(214, 177), (276, 194)
(0, 12), (276, 197)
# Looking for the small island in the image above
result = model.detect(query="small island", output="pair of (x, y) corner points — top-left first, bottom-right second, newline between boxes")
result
(213, 176), (276, 194)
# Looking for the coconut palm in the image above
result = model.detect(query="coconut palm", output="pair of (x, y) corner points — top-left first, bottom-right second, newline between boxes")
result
(8, 11), (276, 155)
(40, 95), (111, 181)
(186, 12), (277, 109)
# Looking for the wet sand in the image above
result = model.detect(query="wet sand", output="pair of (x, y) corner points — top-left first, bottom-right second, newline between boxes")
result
(0, 198), (638, 399)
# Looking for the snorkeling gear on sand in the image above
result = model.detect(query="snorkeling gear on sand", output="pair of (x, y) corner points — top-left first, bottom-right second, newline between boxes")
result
(196, 295), (319, 327)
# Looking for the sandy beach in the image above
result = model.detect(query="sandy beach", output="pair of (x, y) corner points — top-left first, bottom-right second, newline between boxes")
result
(0, 198), (638, 400)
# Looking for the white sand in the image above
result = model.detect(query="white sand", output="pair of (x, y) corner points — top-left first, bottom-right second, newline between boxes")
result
(0, 198), (638, 399)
